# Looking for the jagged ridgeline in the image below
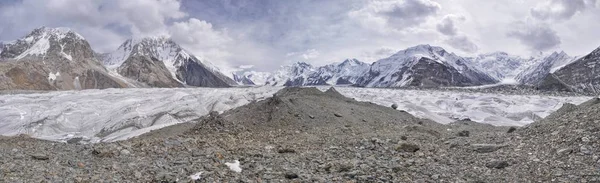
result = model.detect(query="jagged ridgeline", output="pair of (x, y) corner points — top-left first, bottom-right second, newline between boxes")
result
(0, 27), (237, 90)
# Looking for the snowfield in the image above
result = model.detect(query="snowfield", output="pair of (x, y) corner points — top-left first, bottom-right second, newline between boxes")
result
(0, 87), (591, 142)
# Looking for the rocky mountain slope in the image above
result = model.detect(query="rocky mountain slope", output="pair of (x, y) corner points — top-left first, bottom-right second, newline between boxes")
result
(1, 87), (597, 182)
(117, 55), (183, 88)
(536, 46), (600, 93)
(515, 51), (575, 86)
(102, 37), (236, 87)
(355, 45), (498, 87)
(0, 27), (128, 90)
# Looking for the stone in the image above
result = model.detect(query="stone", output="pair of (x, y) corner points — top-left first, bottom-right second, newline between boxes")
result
(457, 130), (470, 137)
(309, 115), (315, 119)
(278, 148), (296, 154)
(66, 137), (83, 144)
(557, 148), (573, 156)
(471, 144), (504, 153)
(485, 160), (509, 169)
(507, 127), (517, 133)
(396, 143), (420, 153)
(30, 154), (49, 160)
(285, 172), (299, 179)
(400, 136), (408, 140)
(580, 145), (593, 155)
(120, 149), (131, 155)
(581, 136), (591, 143)
(391, 104), (398, 110)
(334, 113), (343, 117)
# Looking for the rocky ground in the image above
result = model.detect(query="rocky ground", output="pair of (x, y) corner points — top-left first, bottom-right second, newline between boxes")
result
(0, 87), (598, 182)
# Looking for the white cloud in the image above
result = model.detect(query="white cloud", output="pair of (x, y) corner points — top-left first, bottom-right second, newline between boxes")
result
(1, 0), (600, 71)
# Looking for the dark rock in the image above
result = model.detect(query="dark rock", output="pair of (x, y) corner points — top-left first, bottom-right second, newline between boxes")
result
(457, 130), (470, 137)
(396, 143), (420, 153)
(309, 115), (315, 119)
(472, 144), (504, 153)
(485, 160), (509, 169)
(30, 154), (49, 160)
(507, 127), (517, 133)
(285, 172), (299, 179)
(278, 148), (296, 154)
(391, 104), (398, 109)
(400, 136), (408, 140)
(92, 148), (114, 158)
(66, 137), (83, 144)
(334, 113), (342, 117)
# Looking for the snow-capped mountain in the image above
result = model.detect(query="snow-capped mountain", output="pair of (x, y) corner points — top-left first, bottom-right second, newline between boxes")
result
(316, 59), (371, 85)
(102, 37), (236, 87)
(0, 27), (127, 90)
(515, 51), (575, 86)
(233, 59), (371, 86)
(232, 70), (271, 85)
(466, 52), (529, 81)
(536, 46), (600, 93)
(355, 44), (498, 87)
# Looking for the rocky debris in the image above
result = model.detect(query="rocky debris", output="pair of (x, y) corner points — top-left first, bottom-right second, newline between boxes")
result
(334, 113), (343, 117)
(485, 160), (509, 169)
(391, 103), (398, 109)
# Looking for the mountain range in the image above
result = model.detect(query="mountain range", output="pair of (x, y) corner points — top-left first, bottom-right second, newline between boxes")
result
(2, 27), (600, 94)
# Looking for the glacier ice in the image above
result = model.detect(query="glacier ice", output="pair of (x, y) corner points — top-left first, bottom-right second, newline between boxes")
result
(0, 87), (590, 142)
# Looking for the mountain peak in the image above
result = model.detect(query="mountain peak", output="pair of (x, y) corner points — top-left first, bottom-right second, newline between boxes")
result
(29, 26), (85, 40)
(291, 61), (313, 68)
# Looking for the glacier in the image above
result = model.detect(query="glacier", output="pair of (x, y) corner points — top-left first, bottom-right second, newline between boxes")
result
(0, 87), (590, 142)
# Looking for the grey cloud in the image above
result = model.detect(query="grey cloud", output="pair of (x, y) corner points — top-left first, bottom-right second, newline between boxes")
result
(383, 0), (441, 27)
(436, 15), (465, 36)
(531, 0), (596, 21)
(507, 21), (561, 51)
(445, 35), (478, 53)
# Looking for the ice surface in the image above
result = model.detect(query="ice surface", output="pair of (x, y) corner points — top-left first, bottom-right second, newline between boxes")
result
(0, 87), (590, 143)
(0, 87), (281, 142)
(325, 87), (590, 126)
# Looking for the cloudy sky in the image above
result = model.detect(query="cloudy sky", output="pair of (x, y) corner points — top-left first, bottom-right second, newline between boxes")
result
(0, 0), (599, 72)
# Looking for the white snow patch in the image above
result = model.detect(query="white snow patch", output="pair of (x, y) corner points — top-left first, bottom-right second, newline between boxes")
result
(60, 52), (72, 61)
(15, 36), (50, 60)
(225, 160), (242, 173)
(48, 72), (60, 81)
(189, 172), (203, 180)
